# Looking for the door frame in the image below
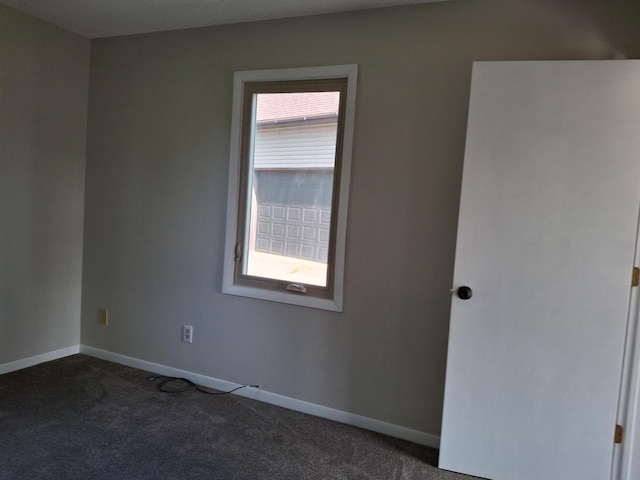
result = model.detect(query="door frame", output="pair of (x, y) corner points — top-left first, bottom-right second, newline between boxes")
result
(614, 214), (640, 480)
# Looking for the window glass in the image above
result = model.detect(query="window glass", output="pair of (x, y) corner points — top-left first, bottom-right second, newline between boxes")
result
(244, 91), (340, 287)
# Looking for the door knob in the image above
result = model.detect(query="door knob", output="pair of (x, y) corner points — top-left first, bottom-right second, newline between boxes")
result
(457, 286), (472, 300)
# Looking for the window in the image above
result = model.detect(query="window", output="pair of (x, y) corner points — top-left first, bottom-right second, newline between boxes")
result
(223, 65), (358, 311)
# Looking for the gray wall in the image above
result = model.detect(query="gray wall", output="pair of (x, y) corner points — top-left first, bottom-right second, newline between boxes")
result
(81, 0), (640, 436)
(0, 7), (89, 364)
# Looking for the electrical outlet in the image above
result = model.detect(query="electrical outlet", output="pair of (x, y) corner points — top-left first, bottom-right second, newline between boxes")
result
(182, 325), (193, 343)
(99, 309), (109, 325)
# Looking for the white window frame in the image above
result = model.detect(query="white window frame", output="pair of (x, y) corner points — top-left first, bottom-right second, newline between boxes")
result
(222, 64), (358, 311)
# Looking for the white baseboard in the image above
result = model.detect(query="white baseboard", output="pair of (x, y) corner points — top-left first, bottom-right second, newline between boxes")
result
(80, 345), (440, 448)
(0, 345), (81, 375)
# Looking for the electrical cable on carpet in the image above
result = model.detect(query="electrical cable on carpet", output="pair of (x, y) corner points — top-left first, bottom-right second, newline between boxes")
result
(147, 376), (259, 395)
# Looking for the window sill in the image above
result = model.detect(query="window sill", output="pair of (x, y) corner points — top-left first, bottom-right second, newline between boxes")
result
(222, 283), (342, 312)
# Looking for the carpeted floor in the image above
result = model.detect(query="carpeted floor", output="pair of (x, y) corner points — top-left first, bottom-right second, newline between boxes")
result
(0, 355), (480, 479)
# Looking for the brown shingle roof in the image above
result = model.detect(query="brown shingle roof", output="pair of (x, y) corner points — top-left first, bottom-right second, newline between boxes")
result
(256, 91), (339, 124)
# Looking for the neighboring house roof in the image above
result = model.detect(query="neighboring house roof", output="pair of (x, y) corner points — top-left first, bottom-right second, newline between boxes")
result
(256, 92), (340, 124)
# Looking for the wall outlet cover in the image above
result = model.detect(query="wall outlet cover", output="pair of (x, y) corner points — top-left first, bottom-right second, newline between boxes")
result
(182, 325), (193, 343)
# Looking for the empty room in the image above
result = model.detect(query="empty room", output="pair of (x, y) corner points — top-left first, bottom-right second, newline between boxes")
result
(2, 1), (640, 479)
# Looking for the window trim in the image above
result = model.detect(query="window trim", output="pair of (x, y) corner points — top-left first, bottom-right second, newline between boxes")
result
(222, 65), (358, 312)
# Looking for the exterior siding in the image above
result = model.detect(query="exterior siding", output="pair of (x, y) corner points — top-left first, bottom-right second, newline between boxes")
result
(254, 122), (337, 169)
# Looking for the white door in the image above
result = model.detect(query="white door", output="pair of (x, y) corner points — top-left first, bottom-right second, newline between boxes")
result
(439, 61), (640, 480)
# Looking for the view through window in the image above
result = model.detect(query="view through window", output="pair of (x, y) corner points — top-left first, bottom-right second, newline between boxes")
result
(244, 91), (340, 287)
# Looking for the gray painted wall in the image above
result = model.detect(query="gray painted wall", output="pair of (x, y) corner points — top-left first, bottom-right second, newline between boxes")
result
(0, 7), (89, 363)
(81, 0), (640, 436)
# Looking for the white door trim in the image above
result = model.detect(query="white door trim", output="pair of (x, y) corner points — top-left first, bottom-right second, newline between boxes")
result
(613, 212), (640, 480)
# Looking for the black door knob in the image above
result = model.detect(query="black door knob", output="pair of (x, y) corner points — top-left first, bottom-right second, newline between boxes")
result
(457, 286), (472, 300)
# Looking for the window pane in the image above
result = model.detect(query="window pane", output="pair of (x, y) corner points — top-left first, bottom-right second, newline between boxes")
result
(244, 91), (340, 287)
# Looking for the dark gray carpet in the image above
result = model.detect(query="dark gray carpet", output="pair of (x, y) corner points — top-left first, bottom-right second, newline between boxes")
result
(0, 355), (479, 479)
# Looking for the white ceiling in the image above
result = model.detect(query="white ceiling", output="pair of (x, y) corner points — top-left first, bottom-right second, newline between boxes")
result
(2, 0), (449, 39)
